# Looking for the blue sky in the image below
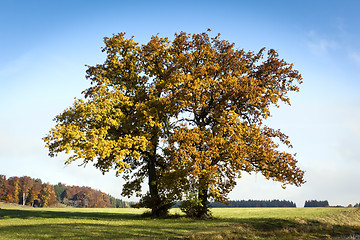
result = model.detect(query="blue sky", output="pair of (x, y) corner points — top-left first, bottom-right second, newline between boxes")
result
(1, 0), (360, 207)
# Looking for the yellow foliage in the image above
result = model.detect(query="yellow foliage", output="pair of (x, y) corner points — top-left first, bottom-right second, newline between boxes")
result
(44, 31), (304, 216)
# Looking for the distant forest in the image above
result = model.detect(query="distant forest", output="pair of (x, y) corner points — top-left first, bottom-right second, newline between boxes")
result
(210, 199), (297, 208)
(0, 175), (129, 208)
(304, 200), (329, 207)
(171, 199), (297, 208)
(2, 175), (339, 209)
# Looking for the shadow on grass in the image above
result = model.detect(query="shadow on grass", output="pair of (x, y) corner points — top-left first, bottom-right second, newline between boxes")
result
(1, 209), (360, 239)
(210, 217), (360, 239)
(0, 223), (183, 239)
(0, 208), (139, 221)
(0, 209), (194, 239)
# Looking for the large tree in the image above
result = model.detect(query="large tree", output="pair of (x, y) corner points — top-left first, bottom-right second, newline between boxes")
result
(44, 33), (179, 216)
(163, 31), (305, 218)
(44, 31), (304, 218)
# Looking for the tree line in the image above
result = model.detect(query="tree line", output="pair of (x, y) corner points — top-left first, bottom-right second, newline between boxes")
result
(0, 175), (129, 208)
(0, 175), (56, 207)
(173, 199), (296, 208)
(304, 200), (329, 207)
(210, 199), (296, 208)
(53, 182), (129, 208)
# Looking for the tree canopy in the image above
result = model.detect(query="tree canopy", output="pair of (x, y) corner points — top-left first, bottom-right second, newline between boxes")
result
(44, 30), (305, 217)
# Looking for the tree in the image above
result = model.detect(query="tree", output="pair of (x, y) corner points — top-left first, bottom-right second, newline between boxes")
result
(39, 183), (57, 207)
(53, 183), (66, 202)
(163, 31), (305, 218)
(44, 32), (179, 216)
(27, 181), (42, 207)
(44, 30), (304, 218)
(19, 176), (33, 205)
(7, 177), (20, 204)
(0, 175), (7, 201)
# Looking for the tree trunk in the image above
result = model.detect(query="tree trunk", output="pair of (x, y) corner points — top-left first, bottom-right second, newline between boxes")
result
(145, 132), (171, 217)
(197, 180), (210, 218)
(147, 152), (159, 212)
(22, 192), (25, 206)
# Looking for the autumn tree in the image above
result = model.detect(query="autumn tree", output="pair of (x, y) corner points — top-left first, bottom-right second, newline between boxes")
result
(87, 190), (109, 208)
(44, 30), (304, 218)
(0, 175), (7, 201)
(39, 183), (57, 207)
(27, 180), (42, 207)
(163, 31), (305, 218)
(44, 33), (179, 216)
(7, 177), (20, 204)
(19, 176), (33, 205)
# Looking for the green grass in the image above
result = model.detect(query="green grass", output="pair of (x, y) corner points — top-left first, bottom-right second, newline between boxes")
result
(0, 202), (360, 239)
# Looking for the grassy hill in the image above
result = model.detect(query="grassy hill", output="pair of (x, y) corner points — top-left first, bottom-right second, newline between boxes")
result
(0, 202), (359, 239)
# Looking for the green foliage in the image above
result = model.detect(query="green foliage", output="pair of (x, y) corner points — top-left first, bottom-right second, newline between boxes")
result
(132, 194), (173, 217)
(180, 193), (211, 218)
(108, 195), (129, 208)
(304, 200), (330, 207)
(211, 199), (297, 208)
(53, 183), (66, 202)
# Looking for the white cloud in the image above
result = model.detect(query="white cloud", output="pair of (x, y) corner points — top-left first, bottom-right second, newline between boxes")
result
(307, 31), (339, 56)
(348, 51), (360, 65)
(307, 26), (360, 67)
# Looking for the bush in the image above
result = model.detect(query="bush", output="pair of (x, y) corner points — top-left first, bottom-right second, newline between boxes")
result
(180, 193), (211, 218)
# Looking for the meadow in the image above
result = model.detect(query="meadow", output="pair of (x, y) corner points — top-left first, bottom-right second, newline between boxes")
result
(0, 202), (360, 239)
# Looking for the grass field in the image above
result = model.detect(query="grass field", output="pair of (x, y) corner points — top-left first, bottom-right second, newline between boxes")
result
(1, 202), (360, 239)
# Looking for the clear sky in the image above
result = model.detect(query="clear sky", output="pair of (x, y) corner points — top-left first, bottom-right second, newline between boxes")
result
(1, 0), (359, 207)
